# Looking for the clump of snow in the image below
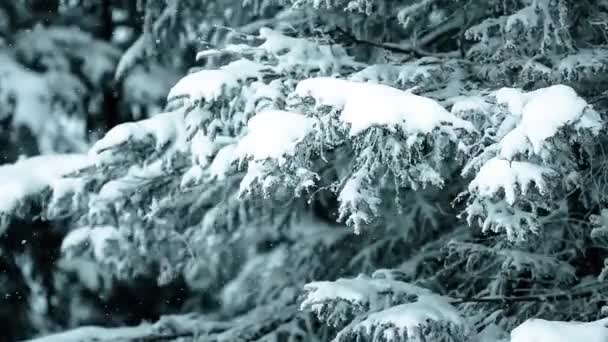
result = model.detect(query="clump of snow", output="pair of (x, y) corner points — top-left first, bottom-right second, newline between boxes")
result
(301, 274), (432, 312)
(0, 154), (91, 217)
(91, 110), (187, 162)
(495, 85), (602, 157)
(168, 59), (266, 105)
(235, 110), (314, 161)
(295, 77), (473, 136)
(468, 158), (555, 205)
(343, 91), (471, 136)
(168, 69), (239, 105)
(339, 294), (464, 341)
(295, 77), (363, 108)
(511, 317), (608, 342)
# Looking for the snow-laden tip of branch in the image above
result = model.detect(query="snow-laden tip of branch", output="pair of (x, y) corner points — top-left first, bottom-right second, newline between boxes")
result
(468, 158), (555, 205)
(294, 77), (474, 136)
(496, 84), (602, 159)
(235, 110), (314, 161)
(301, 274), (432, 312)
(90, 111), (187, 163)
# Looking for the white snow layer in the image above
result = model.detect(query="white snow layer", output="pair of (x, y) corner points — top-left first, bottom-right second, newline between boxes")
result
(294, 77), (474, 136)
(511, 317), (608, 342)
(235, 110), (314, 160)
(468, 158), (554, 205)
(0, 154), (91, 215)
(496, 84), (602, 158)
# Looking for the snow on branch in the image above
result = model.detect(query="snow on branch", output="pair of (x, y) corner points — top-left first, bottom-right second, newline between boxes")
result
(294, 77), (473, 136)
(91, 110), (188, 165)
(468, 158), (555, 206)
(258, 27), (361, 74)
(235, 110), (314, 161)
(301, 273), (434, 326)
(495, 85), (602, 159)
(461, 83), (603, 239)
(0, 154), (91, 231)
(334, 295), (467, 342)
(167, 59), (268, 107)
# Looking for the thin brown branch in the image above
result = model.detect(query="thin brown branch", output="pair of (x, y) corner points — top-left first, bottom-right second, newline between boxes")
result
(452, 286), (606, 305)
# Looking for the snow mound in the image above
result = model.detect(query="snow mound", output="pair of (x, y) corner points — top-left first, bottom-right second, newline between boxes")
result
(235, 110), (314, 160)
(0, 154), (91, 216)
(295, 77), (473, 136)
(468, 158), (554, 205)
(496, 85), (602, 158)
(511, 317), (608, 342)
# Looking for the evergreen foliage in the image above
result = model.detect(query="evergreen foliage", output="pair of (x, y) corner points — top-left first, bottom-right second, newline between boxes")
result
(3, 0), (608, 341)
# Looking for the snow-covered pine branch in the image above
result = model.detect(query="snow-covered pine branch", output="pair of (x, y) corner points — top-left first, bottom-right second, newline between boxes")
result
(458, 84), (602, 240)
